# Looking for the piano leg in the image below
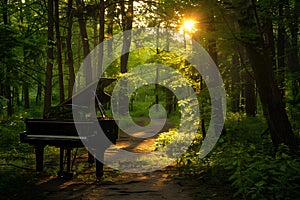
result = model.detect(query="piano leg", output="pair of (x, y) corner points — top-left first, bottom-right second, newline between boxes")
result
(35, 145), (45, 172)
(59, 147), (64, 173)
(66, 148), (71, 173)
(96, 151), (104, 179)
(58, 147), (73, 179)
(88, 152), (94, 164)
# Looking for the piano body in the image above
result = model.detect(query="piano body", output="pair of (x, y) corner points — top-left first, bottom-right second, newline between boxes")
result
(20, 78), (118, 178)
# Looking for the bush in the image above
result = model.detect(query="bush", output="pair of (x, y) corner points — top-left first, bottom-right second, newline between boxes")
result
(224, 144), (300, 199)
(153, 113), (300, 199)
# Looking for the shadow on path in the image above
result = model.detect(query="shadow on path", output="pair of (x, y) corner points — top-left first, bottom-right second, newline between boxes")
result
(38, 119), (238, 200)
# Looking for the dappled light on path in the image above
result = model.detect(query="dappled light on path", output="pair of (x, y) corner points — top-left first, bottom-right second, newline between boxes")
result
(38, 120), (236, 200)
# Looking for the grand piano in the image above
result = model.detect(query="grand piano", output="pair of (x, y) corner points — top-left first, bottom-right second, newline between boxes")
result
(20, 78), (118, 179)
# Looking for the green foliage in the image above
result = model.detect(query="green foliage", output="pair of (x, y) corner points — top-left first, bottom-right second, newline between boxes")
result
(146, 51), (200, 90)
(153, 128), (177, 150)
(0, 168), (45, 200)
(0, 96), (8, 116)
(153, 113), (300, 199)
(209, 115), (300, 199)
(0, 116), (43, 199)
(226, 145), (300, 199)
(0, 115), (62, 198)
(285, 78), (300, 133)
(0, 115), (26, 151)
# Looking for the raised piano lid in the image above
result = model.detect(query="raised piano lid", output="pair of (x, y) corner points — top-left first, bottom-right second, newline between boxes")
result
(45, 78), (116, 119)
(60, 77), (116, 106)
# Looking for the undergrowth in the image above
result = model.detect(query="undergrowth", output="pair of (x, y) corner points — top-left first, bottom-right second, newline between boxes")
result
(0, 113), (111, 199)
(154, 112), (300, 199)
(0, 114), (61, 199)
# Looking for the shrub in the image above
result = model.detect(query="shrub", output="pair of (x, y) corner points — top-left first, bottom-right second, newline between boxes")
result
(153, 113), (300, 199)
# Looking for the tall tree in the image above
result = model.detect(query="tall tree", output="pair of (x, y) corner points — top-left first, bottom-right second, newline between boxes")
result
(2, 0), (13, 116)
(237, 47), (257, 116)
(231, 53), (240, 112)
(233, 0), (299, 149)
(76, 0), (91, 84)
(54, 0), (65, 103)
(243, 68), (256, 117)
(98, 0), (105, 75)
(44, 0), (54, 117)
(120, 0), (134, 73)
(286, 0), (300, 97)
(106, 2), (115, 57)
(207, 9), (218, 66)
(66, 0), (75, 97)
(277, 0), (286, 98)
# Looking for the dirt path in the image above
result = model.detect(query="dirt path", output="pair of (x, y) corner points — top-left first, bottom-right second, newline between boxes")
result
(38, 121), (236, 200)
(41, 167), (235, 200)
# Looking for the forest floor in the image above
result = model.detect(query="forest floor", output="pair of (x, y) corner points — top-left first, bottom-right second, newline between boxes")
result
(37, 119), (237, 200)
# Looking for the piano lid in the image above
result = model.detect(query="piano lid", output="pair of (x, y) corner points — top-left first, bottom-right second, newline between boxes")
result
(59, 78), (116, 106)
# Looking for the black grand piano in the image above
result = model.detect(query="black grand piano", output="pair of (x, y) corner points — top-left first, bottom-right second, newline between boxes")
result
(20, 78), (118, 179)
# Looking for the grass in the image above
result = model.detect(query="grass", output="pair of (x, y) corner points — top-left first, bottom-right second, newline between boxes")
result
(0, 165), (47, 200)
(0, 114), (45, 199)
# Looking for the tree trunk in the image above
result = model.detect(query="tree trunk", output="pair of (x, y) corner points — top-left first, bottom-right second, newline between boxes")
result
(99, 0), (105, 42)
(286, 0), (300, 97)
(44, 0), (54, 117)
(14, 86), (20, 106)
(77, 36), (81, 91)
(206, 9), (224, 138)
(66, 0), (75, 98)
(22, 37), (29, 108)
(207, 10), (218, 66)
(238, 47), (256, 116)
(98, 0), (105, 75)
(1, 85), (11, 117)
(264, 18), (276, 69)
(92, 19), (99, 79)
(277, 0), (286, 99)
(165, 89), (173, 115)
(120, 0), (134, 73)
(107, 3), (115, 57)
(234, 0), (299, 149)
(3, 0), (8, 25)
(23, 84), (29, 109)
(231, 53), (240, 112)
(155, 26), (160, 110)
(93, 20), (98, 48)
(36, 83), (42, 104)
(54, 0), (65, 103)
(3, 0), (13, 117)
(243, 69), (256, 117)
(0, 76), (3, 98)
(76, 0), (91, 84)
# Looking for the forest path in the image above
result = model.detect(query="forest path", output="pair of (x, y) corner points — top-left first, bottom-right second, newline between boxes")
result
(38, 119), (235, 200)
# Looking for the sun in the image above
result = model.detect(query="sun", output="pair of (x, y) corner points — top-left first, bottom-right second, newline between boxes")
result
(180, 19), (197, 34)
(184, 20), (196, 31)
